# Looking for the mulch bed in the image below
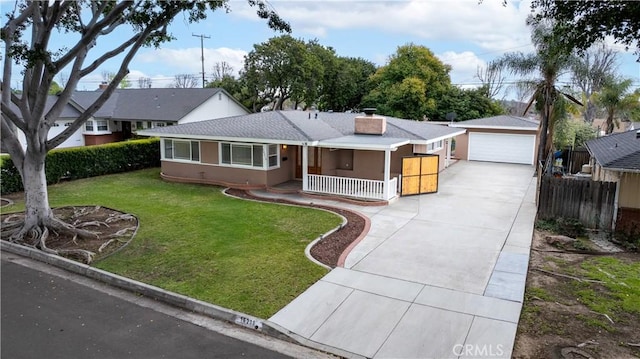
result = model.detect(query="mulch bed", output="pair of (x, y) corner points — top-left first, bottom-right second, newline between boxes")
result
(225, 189), (366, 267)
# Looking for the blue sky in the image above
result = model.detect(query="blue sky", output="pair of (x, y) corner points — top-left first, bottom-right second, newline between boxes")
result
(5, 0), (640, 100)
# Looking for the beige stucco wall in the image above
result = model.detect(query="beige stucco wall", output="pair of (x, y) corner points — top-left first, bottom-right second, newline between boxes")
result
(161, 143), (295, 188)
(200, 141), (218, 164)
(619, 172), (640, 209)
(324, 144), (448, 180)
(454, 128), (539, 162)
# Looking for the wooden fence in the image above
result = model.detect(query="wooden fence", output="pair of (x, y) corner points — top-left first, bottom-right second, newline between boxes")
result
(538, 177), (617, 230)
(564, 148), (591, 174)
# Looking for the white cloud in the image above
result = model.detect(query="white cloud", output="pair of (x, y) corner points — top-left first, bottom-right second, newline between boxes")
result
(136, 46), (248, 78)
(232, 0), (533, 53)
(437, 51), (485, 88)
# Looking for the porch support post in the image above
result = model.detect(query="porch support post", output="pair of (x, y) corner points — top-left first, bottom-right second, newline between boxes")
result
(302, 144), (309, 191)
(445, 138), (452, 168)
(384, 149), (392, 200)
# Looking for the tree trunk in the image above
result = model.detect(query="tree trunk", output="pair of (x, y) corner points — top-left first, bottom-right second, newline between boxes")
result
(537, 88), (552, 169)
(18, 148), (54, 237)
(605, 110), (615, 134)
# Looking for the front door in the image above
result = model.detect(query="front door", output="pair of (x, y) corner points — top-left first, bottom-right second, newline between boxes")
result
(122, 121), (132, 139)
(401, 155), (439, 196)
(295, 147), (322, 178)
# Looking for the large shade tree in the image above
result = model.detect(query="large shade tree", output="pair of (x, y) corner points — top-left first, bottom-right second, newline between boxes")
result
(1, 1), (288, 252)
(499, 21), (582, 166)
(530, 0), (640, 59)
(363, 44), (452, 120)
(242, 35), (310, 111)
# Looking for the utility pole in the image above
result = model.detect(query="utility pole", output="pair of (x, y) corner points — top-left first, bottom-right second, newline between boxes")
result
(192, 33), (211, 88)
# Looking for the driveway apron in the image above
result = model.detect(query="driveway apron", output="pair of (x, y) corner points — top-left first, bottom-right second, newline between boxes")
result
(267, 161), (537, 359)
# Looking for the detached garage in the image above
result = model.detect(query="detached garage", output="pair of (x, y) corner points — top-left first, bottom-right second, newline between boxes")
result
(450, 115), (539, 165)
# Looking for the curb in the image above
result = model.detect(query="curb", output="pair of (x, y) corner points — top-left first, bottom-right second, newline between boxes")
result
(1, 235), (356, 359)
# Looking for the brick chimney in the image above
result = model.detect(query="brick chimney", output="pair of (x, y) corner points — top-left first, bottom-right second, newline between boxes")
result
(98, 82), (109, 90)
(355, 108), (386, 135)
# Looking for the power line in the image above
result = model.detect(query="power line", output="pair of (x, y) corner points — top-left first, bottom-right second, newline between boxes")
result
(192, 33), (211, 88)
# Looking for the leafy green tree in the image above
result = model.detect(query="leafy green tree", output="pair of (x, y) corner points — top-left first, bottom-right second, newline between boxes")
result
(530, 1), (640, 58)
(319, 56), (376, 112)
(1, 1), (288, 247)
(48, 81), (62, 95)
(596, 78), (639, 134)
(242, 35), (312, 110)
(363, 44), (451, 120)
(433, 85), (503, 121)
(498, 21), (582, 165)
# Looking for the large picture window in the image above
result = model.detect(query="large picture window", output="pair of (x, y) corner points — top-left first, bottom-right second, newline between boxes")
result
(163, 139), (200, 162)
(220, 142), (278, 169)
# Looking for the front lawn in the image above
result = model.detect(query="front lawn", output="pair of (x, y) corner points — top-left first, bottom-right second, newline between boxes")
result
(2, 169), (341, 318)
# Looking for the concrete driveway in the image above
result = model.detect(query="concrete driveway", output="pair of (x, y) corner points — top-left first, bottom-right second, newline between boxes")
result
(267, 161), (537, 359)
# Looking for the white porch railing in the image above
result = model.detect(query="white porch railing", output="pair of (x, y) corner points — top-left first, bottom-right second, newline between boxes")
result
(306, 174), (398, 201)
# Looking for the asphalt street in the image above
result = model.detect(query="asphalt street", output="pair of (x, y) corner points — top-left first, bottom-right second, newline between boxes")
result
(1, 256), (297, 359)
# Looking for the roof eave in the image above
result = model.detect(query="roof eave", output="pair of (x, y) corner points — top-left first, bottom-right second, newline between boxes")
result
(449, 124), (538, 131)
(137, 131), (316, 146)
(317, 139), (410, 151)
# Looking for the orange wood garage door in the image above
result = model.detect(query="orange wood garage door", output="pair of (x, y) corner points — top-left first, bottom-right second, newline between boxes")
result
(401, 155), (439, 196)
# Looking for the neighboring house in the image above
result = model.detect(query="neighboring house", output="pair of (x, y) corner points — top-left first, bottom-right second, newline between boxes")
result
(627, 121), (640, 132)
(585, 130), (640, 233)
(70, 87), (249, 146)
(450, 115), (540, 165)
(591, 117), (629, 136)
(5, 95), (86, 151)
(6, 88), (248, 151)
(138, 110), (466, 202)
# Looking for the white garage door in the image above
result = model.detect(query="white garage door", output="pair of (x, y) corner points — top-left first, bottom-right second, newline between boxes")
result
(468, 132), (535, 165)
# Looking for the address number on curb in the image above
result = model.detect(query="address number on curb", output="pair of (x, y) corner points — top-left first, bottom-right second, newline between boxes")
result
(235, 315), (263, 330)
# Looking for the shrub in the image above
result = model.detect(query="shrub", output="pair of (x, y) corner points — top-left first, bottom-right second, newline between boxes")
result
(535, 217), (586, 238)
(1, 138), (160, 194)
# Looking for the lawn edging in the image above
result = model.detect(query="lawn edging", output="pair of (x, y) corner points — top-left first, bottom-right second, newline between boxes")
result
(1, 239), (353, 358)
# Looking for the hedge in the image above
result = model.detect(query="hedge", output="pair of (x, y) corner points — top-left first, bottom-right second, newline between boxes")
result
(1, 138), (160, 194)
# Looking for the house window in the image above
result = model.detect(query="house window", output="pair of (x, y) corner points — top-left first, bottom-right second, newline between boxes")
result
(85, 120), (94, 131)
(156, 122), (166, 127)
(220, 142), (278, 169)
(136, 121), (144, 130)
(268, 144), (278, 167)
(97, 120), (108, 131)
(427, 140), (443, 152)
(163, 139), (200, 162)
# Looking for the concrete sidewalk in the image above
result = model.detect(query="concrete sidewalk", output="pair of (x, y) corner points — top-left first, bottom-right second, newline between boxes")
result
(260, 161), (537, 358)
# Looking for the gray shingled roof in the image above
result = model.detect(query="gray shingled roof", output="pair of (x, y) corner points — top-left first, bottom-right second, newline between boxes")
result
(585, 130), (640, 171)
(450, 115), (539, 129)
(140, 110), (464, 145)
(70, 88), (232, 121)
(8, 95), (81, 119)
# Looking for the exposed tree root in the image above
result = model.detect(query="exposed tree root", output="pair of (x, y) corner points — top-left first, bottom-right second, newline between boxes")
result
(2, 206), (137, 265)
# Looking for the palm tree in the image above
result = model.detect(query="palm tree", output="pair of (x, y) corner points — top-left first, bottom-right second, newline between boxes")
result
(596, 77), (638, 134)
(499, 21), (582, 167)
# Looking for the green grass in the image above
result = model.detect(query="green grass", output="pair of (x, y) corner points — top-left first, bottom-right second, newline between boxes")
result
(2, 169), (342, 318)
(576, 257), (640, 319)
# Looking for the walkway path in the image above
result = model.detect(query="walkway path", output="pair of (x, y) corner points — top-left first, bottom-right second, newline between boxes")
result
(255, 161), (537, 359)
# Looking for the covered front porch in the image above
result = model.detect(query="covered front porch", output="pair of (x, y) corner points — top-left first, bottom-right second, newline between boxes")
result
(295, 136), (410, 201)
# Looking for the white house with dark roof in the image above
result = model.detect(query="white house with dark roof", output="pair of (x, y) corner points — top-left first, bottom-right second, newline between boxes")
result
(450, 115), (540, 165)
(69, 87), (249, 146)
(139, 110), (465, 202)
(585, 130), (640, 233)
(6, 88), (249, 151)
